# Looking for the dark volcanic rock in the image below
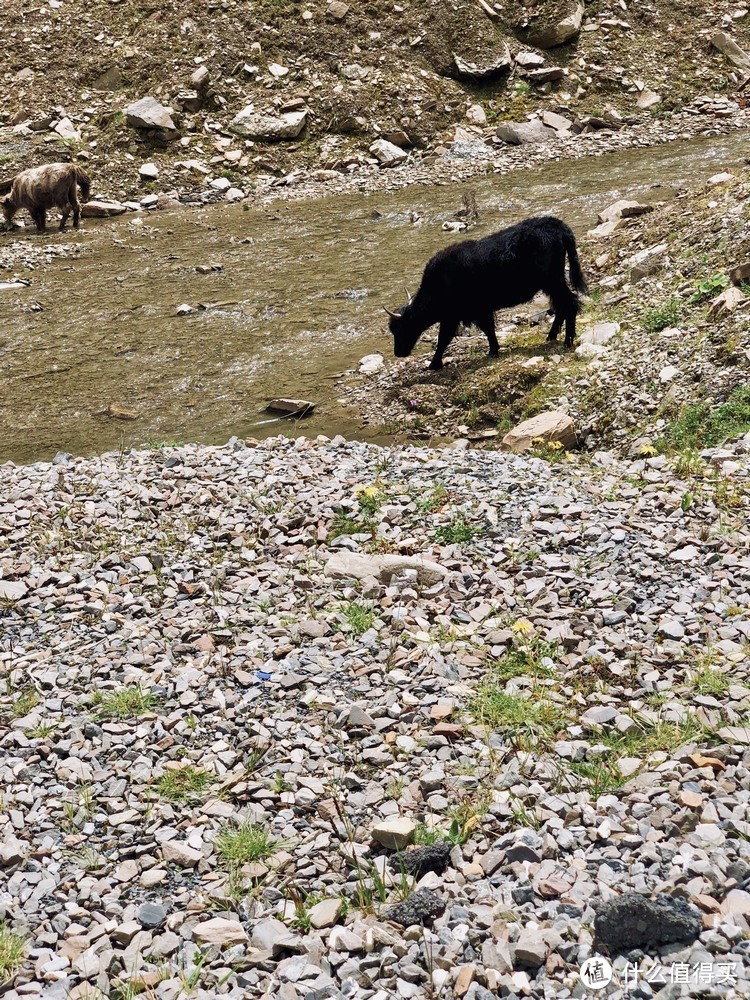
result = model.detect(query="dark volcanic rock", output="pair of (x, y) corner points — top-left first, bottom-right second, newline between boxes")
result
(398, 843), (452, 879)
(384, 888), (446, 927)
(594, 893), (702, 951)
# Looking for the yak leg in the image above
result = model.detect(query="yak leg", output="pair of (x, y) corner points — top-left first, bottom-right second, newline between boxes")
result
(70, 181), (81, 229)
(429, 320), (458, 371)
(32, 208), (46, 232)
(546, 313), (563, 342)
(564, 303), (579, 348)
(547, 283), (579, 348)
(59, 205), (70, 230)
(477, 312), (499, 357)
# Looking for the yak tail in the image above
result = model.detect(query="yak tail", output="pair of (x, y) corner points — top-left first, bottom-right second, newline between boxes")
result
(75, 167), (91, 201)
(563, 222), (588, 295)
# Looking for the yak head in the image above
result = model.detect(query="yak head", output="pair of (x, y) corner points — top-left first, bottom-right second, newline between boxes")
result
(384, 289), (422, 357)
(0, 196), (14, 225)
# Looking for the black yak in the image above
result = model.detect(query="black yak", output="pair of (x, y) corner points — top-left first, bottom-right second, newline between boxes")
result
(385, 216), (587, 370)
(1, 163), (91, 232)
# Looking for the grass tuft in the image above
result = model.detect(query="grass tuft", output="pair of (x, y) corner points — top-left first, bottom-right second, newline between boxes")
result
(216, 820), (276, 867)
(692, 668), (730, 697)
(642, 298), (681, 333)
(91, 684), (158, 720)
(0, 922), (27, 982)
(11, 688), (39, 718)
(340, 601), (375, 636)
(157, 766), (211, 803)
(660, 386), (750, 452)
(435, 515), (475, 545)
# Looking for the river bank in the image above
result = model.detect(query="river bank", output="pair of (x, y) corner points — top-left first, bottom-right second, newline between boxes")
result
(345, 154), (750, 461)
(2, 433), (749, 998)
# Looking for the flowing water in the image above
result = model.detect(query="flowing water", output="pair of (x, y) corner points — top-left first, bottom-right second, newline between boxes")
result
(2, 131), (748, 465)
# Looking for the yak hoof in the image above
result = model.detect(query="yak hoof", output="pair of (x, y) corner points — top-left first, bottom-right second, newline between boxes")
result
(488, 348), (499, 357)
(428, 361), (443, 371)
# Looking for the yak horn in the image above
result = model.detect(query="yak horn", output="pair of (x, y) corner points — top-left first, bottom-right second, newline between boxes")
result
(383, 306), (400, 319)
(405, 287), (413, 303)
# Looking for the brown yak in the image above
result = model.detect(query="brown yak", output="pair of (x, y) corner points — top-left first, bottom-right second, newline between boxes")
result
(0, 163), (91, 232)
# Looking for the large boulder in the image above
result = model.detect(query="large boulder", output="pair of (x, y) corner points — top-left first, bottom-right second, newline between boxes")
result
(453, 48), (511, 80)
(124, 97), (176, 131)
(231, 106), (307, 141)
(597, 200), (654, 224)
(496, 120), (557, 145)
(523, 3), (584, 49)
(711, 31), (750, 74)
(81, 201), (128, 218)
(502, 411), (577, 453)
(594, 893), (702, 952)
(324, 552), (447, 586)
(369, 138), (408, 166)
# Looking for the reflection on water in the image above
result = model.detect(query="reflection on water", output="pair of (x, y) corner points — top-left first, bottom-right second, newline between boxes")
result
(1, 131), (748, 464)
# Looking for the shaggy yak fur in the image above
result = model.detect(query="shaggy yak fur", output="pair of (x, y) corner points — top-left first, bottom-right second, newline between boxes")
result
(1, 163), (91, 232)
(386, 216), (588, 370)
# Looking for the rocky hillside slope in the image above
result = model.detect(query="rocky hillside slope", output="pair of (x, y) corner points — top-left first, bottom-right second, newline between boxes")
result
(3, 0), (750, 200)
(1, 434), (749, 998)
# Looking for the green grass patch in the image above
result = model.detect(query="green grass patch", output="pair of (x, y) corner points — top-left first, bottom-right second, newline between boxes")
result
(435, 515), (475, 545)
(157, 766), (212, 803)
(416, 482), (448, 513)
(91, 684), (158, 720)
(340, 601), (375, 636)
(358, 486), (386, 518)
(11, 688), (39, 718)
(329, 510), (364, 539)
(0, 922), (27, 982)
(692, 668), (730, 697)
(216, 820), (277, 867)
(27, 721), (55, 739)
(491, 639), (558, 682)
(472, 688), (568, 746)
(642, 298), (681, 333)
(660, 386), (750, 452)
(568, 759), (624, 797)
(413, 821), (445, 846)
(599, 716), (706, 756)
(687, 272), (729, 305)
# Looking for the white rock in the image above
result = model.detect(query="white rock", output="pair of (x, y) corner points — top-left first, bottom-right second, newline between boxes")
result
(124, 97), (176, 130)
(369, 139), (408, 166)
(325, 552), (447, 586)
(231, 106), (308, 141)
(371, 817), (416, 850)
(465, 104), (487, 126)
(502, 411), (576, 453)
(194, 918), (248, 945)
(359, 353), (384, 374)
(54, 117), (81, 141)
(308, 897), (343, 928)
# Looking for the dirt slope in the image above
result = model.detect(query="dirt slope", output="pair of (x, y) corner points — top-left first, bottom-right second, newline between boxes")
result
(2, 1), (750, 198)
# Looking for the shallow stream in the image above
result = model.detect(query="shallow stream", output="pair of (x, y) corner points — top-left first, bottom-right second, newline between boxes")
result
(2, 131), (748, 464)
